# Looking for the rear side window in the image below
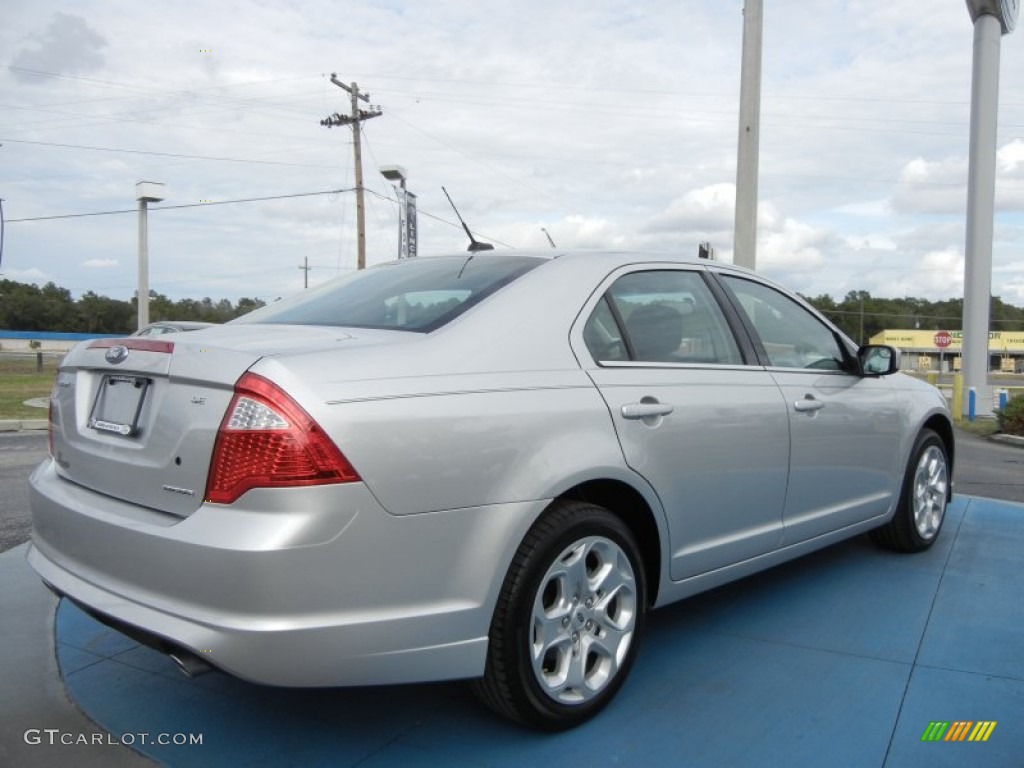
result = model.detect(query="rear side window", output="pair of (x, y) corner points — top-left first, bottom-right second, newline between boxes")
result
(584, 270), (743, 365)
(233, 255), (545, 332)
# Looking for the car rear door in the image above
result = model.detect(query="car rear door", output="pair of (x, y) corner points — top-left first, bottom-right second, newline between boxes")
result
(716, 274), (902, 545)
(576, 267), (790, 581)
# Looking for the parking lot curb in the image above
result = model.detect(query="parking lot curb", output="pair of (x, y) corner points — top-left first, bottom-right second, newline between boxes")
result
(991, 433), (1024, 449)
(0, 419), (48, 432)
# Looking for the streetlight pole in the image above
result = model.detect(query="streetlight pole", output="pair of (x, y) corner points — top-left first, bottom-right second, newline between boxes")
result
(135, 181), (165, 331)
(733, 0), (763, 271)
(962, 0), (1018, 417)
(380, 165), (410, 260)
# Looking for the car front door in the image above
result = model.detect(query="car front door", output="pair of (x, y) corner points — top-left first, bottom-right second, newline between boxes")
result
(717, 274), (903, 545)
(578, 268), (790, 581)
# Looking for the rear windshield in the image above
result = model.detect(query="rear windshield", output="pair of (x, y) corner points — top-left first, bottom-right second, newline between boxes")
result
(233, 254), (546, 332)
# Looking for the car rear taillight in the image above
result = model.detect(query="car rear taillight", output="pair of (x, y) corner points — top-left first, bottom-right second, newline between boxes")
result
(204, 372), (359, 504)
(47, 396), (55, 457)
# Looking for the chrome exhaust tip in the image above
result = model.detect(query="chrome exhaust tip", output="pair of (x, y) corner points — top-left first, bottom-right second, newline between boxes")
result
(168, 650), (213, 678)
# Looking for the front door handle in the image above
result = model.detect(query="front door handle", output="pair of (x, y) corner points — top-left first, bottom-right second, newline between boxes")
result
(622, 402), (674, 419)
(793, 396), (825, 413)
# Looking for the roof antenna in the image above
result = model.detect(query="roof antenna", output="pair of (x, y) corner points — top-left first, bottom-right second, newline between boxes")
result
(442, 187), (494, 252)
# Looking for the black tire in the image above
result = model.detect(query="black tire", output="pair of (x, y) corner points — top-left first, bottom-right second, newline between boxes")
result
(472, 499), (646, 730)
(870, 429), (949, 552)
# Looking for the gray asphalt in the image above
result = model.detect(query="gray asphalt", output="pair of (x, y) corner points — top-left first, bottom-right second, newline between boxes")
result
(953, 429), (1024, 502)
(0, 432), (47, 553)
(0, 542), (155, 767)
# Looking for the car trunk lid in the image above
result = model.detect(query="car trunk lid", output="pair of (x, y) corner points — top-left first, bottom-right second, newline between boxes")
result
(50, 336), (264, 517)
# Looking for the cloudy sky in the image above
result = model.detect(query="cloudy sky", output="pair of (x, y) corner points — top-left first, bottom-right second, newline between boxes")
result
(2, 0), (1023, 309)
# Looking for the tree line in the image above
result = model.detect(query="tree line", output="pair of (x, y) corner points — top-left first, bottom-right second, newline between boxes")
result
(0, 279), (266, 334)
(2, 278), (1023, 340)
(803, 291), (1024, 345)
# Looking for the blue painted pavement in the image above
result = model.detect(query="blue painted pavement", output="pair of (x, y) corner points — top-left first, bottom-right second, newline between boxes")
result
(55, 496), (1023, 767)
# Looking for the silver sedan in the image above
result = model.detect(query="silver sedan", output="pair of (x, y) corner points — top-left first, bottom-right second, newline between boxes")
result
(28, 251), (952, 729)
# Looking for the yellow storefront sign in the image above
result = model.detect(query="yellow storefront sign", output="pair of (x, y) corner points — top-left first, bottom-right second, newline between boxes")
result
(869, 329), (1024, 351)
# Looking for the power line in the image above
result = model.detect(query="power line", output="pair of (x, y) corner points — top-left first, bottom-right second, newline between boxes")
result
(4, 185), (516, 249)
(5, 66), (322, 112)
(363, 188), (514, 249)
(337, 70), (1024, 108)
(5, 189), (354, 222)
(0, 137), (331, 168)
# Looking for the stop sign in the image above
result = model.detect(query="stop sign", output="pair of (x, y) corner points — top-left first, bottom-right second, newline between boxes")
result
(934, 331), (953, 349)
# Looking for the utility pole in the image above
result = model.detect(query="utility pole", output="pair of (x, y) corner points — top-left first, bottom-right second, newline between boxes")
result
(299, 256), (311, 289)
(733, 0), (763, 271)
(320, 74), (382, 270)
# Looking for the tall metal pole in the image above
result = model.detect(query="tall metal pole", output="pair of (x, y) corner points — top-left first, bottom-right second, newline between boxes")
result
(733, 0), (763, 271)
(380, 166), (410, 259)
(961, 3), (1013, 416)
(137, 199), (149, 329)
(135, 181), (164, 331)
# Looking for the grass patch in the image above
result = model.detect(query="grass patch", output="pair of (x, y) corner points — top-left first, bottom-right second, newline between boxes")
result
(954, 417), (999, 438)
(0, 355), (59, 420)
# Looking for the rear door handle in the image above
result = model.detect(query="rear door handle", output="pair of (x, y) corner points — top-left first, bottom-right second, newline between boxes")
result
(793, 396), (825, 413)
(622, 402), (674, 419)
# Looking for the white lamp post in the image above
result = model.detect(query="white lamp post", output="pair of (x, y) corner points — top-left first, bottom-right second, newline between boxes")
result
(135, 181), (165, 330)
(733, 0), (763, 270)
(961, 0), (1017, 416)
(380, 165), (416, 260)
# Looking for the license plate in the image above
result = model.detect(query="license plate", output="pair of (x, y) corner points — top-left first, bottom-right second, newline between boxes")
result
(88, 375), (150, 437)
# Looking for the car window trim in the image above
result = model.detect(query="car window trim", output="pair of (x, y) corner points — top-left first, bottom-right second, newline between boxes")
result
(706, 271), (772, 366)
(591, 361), (760, 372)
(600, 293), (637, 361)
(700, 270), (759, 365)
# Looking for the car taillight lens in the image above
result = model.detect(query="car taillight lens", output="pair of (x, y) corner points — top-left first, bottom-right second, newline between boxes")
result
(204, 372), (359, 505)
(47, 397), (55, 457)
(48, 376), (59, 457)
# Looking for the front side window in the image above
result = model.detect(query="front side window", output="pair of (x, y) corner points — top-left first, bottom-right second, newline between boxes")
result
(584, 270), (742, 365)
(721, 276), (849, 371)
(233, 255), (545, 333)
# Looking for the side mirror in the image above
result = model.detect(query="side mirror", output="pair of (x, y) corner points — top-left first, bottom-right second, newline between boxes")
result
(858, 345), (900, 376)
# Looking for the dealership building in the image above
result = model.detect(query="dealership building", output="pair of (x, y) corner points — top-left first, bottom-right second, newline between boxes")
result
(869, 329), (1024, 373)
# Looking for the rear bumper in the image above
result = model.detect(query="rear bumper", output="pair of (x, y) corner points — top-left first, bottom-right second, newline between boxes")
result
(28, 459), (545, 686)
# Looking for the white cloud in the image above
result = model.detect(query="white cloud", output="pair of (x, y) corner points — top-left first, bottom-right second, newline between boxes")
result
(891, 156), (967, 215)
(82, 258), (118, 268)
(842, 234), (897, 252)
(642, 183), (735, 235)
(871, 247), (965, 298)
(3, 268), (49, 284)
(559, 215), (626, 249)
(997, 140), (1024, 174)
(833, 199), (891, 218)
(10, 13), (107, 80)
(758, 217), (829, 270)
